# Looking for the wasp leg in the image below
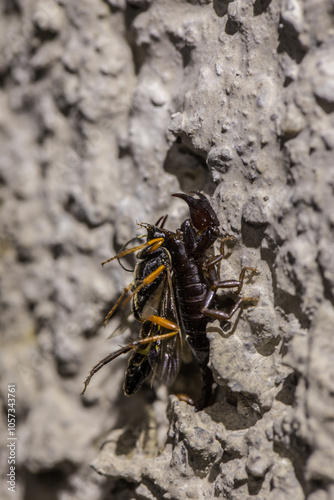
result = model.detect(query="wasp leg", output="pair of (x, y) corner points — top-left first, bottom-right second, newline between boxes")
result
(145, 315), (179, 331)
(81, 344), (133, 395)
(81, 329), (179, 395)
(103, 262), (167, 325)
(102, 244), (167, 323)
(122, 264), (166, 309)
(101, 237), (165, 266)
(103, 282), (134, 326)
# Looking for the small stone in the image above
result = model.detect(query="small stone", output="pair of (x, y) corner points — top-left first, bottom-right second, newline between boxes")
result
(281, 102), (305, 139)
(313, 50), (334, 104)
(246, 452), (271, 479)
(207, 145), (233, 173)
(33, 2), (63, 34)
(242, 194), (269, 226)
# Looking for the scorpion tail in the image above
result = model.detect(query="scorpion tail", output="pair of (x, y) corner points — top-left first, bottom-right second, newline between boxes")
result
(172, 192), (219, 230)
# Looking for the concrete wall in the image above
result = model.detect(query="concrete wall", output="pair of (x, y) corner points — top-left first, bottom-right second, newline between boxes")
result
(1, 1), (334, 498)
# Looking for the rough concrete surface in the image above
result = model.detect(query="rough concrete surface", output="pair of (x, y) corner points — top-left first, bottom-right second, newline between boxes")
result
(0, 0), (333, 499)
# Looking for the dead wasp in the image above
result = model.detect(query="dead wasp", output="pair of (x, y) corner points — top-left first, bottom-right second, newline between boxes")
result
(81, 193), (258, 409)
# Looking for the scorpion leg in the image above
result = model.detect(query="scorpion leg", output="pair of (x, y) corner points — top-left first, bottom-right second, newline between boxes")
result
(214, 266), (258, 294)
(202, 234), (257, 294)
(200, 262), (258, 326)
(202, 296), (258, 322)
(200, 266), (258, 321)
(206, 266), (258, 294)
(201, 236), (235, 270)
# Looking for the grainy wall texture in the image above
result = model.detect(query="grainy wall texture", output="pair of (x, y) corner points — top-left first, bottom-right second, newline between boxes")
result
(0, 0), (334, 499)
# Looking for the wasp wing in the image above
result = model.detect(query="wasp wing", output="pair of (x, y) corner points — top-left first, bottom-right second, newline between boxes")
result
(144, 269), (183, 387)
(107, 310), (134, 339)
(122, 277), (171, 396)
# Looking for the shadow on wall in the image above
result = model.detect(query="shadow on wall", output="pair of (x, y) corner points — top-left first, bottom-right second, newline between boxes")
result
(163, 141), (214, 193)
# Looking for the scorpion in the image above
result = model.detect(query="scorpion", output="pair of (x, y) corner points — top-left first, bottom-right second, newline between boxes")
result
(81, 192), (258, 410)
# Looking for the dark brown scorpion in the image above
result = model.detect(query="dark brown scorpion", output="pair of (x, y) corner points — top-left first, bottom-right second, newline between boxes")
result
(81, 192), (258, 410)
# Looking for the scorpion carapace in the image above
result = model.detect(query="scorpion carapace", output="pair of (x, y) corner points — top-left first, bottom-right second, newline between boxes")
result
(81, 192), (258, 410)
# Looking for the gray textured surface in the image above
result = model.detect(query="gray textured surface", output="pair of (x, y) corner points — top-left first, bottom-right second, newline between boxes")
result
(0, 0), (334, 499)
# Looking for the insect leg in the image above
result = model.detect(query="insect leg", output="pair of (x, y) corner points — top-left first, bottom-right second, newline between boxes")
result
(122, 264), (166, 309)
(155, 214), (168, 228)
(201, 264), (258, 321)
(103, 282), (134, 326)
(145, 315), (179, 331)
(202, 236), (236, 270)
(102, 243), (168, 323)
(201, 296), (258, 322)
(101, 237), (165, 266)
(81, 344), (133, 395)
(81, 329), (179, 395)
(211, 267), (258, 294)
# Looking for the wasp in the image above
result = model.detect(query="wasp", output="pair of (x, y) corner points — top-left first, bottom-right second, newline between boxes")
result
(81, 193), (258, 409)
